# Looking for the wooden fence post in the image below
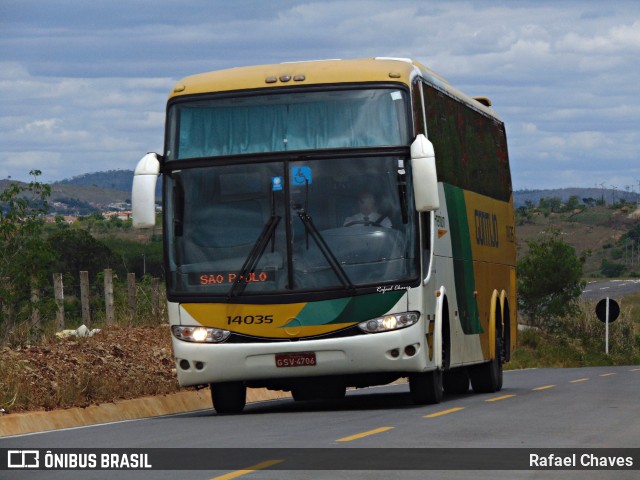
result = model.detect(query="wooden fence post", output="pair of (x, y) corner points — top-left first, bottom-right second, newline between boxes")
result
(151, 277), (160, 323)
(104, 269), (115, 325)
(80, 271), (91, 328)
(53, 273), (65, 331)
(30, 277), (40, 330)
(1, 277), (13, 324)
(127, 272), (136, 323)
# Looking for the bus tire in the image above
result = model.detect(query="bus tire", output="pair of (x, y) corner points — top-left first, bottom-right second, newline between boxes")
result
(409, 369), (443, 405)
(469, 336), (504, 394)
(443, 367), (469, 394)
(211, 382), (246, 414)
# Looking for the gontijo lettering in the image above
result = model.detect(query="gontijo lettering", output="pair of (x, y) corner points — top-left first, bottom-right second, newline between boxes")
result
(474, 209), (499, 248)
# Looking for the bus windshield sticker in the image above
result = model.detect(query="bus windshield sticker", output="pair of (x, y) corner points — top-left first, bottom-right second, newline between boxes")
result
(271, 176), (283, 192)
(291, 166), (312, 186)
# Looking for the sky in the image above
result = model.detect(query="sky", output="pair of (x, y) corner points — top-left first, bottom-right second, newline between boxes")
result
(1, 0), (639, 191)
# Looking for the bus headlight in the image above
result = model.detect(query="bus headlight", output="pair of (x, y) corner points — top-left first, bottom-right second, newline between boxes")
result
(172, 325), (231, 343)
(358, 312), (420, 333)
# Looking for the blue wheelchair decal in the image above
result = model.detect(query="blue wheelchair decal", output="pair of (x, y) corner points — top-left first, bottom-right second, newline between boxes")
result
(291, 166), (312, 186)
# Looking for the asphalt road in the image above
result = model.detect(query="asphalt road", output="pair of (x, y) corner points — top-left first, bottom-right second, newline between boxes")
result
(2, 366), (639, 480)
(582, 279), (640, 301)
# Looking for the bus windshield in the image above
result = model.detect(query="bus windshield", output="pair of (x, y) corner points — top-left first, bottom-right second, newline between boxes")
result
(165, 155), (419, 299)
(166, 88), (409, 160)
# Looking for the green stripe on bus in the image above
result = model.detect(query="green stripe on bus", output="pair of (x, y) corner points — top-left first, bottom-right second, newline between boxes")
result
(443, 184), (482, 334)
(284, 291), (406, 327)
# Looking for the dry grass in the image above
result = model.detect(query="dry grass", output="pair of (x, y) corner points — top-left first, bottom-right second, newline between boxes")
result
(508, 300), (640, 370)
(0, 325), (179, 413)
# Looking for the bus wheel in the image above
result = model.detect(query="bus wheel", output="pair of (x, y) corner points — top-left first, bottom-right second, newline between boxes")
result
(211, 382), (246, 414)
(469, 336), (504, 394)
(443, 367), (469, 394)
(409, 369), (443, 405)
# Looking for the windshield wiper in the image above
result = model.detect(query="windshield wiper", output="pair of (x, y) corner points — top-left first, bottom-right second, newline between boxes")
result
(228, 214), (281, 299)
(296, 210), (354, 290)
(228, 187), (281, 299)
(292, 175), (353, 290)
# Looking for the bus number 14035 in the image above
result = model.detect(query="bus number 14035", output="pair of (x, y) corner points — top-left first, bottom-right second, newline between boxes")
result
(227, 315), (274, 325)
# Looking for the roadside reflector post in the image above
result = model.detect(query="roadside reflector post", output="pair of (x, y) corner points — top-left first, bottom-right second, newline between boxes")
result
(606, 298), (609, 355)
(595, 297), (620, 355)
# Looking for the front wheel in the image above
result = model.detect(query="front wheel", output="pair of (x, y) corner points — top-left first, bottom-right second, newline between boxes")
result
(409, 369), (443, 405)
(211, 382), (246, 414)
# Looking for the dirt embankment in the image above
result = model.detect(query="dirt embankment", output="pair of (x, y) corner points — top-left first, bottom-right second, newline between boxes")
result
(1, 325), (181, 413)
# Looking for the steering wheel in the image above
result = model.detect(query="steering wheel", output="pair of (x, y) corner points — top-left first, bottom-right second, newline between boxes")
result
(343, 215), (389, 228)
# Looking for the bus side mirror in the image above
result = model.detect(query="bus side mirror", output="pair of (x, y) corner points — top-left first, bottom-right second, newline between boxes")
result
(132, 152), (160, 228)
(410, 134), (440, 212)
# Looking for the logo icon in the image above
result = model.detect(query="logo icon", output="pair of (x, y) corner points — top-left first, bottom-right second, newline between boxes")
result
(8, 450), (40, 468)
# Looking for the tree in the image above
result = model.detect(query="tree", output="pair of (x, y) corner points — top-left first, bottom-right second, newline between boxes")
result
(564, 195), (580, 212)
(538, 196), (562, 214)
(0, 171), (55, 338)
(46, 229), (119, 280)
(517, 229), (586, 328)
(600, 259), (625, 278)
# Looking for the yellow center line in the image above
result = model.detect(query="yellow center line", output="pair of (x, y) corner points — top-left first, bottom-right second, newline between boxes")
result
(485, 394), (516, 402)
(570, 378), (589, 383)
(532, 385), (556, 391)
(424, 407), (465, 418)
(336, 426), (394, 442)
(600, 373), (617, 377)
(210, 460), (284, 480)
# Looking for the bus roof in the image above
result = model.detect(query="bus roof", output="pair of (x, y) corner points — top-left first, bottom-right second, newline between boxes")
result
(169, 57), (498, 118)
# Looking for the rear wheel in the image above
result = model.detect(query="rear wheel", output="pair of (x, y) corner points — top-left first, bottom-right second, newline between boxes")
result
(211, 382), (246, 414)
(409, 369), (443, 405)
(469, 336), (504, 394)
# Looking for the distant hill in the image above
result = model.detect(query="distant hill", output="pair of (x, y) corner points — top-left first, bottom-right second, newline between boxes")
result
(0, 176), (132, 215)
(514, 188), (639, 208)
(55, 171), (640, 208)
(56, 170), (135, 192)
(4, 170), (639, 212)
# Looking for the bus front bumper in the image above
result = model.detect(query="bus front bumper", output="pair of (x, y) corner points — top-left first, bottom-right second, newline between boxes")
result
(172, 322), (430, 387)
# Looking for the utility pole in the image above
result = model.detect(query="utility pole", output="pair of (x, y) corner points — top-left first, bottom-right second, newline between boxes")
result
(599, 182), (605, 204)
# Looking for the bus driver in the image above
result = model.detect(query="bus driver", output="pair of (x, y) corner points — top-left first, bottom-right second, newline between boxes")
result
(343, 192), (392, 228)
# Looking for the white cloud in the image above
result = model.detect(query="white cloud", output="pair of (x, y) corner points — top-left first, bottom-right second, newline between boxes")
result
(1, 0), (639, 189)
(557, 20), (640, 54)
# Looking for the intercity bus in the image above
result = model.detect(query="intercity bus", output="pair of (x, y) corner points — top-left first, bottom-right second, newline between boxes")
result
(132, 57), (516, 413)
